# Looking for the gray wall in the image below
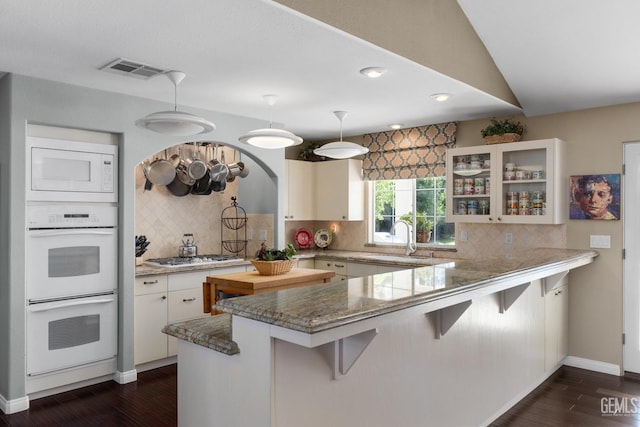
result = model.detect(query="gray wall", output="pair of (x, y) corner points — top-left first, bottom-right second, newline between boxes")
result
(0, 73), (285, 401)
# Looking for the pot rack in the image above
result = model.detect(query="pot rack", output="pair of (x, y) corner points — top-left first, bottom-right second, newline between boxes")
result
(221, 197), (247, 257)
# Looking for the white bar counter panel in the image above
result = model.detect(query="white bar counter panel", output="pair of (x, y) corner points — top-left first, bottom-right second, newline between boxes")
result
(171, 248), (597, 427)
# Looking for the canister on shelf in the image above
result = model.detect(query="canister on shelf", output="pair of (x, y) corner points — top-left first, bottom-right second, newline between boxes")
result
(532, 170), (544, 179)
(474, 177), (485, 194)
(507, 207), (519, 215)
(519, 208), (531, 215)
(531, 190), (544, 201)
(467, 200), (477, 215)
(479, 199), (489, 215)
(519, 191), (530, 201)
(457, 200), (467, 215)
(485, 178), (491, 194)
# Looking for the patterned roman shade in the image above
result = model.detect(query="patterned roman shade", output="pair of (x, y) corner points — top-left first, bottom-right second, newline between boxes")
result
(362, 122), (457, 180)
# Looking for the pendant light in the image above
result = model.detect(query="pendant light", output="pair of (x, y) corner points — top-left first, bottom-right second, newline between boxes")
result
(238, 95), (303, 149)
(135, 71), (216, 137)
(313, 111), (369, 159)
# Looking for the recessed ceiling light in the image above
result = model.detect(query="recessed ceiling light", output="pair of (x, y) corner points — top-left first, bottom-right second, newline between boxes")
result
(360, 67), (387, 79)
(389, 124), (404, 130)
(431, 93), (450, 102)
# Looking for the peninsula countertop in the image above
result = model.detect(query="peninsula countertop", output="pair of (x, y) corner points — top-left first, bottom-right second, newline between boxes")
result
(216, 248), (598, 335)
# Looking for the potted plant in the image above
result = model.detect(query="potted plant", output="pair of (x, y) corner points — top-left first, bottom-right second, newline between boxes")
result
(399, 212), (433, 243)
(480, 118), (525, 144)
(252, 243), (297, 275)
(297, 142), (325, 161)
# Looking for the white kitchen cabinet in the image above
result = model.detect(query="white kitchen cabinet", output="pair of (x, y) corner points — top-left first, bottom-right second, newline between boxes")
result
(135, 266), (247, 365)
(134, 275), (169, 365)
(296, 258), (315, 269)
(315, 159), (364, 221)
(544, 279), (569, 372)
(284, 160), (315, 221)
(446, 138), (566, 224)
(314, 259), (348, 281)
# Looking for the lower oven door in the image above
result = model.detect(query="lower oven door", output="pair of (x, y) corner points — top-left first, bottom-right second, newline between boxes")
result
(26, 293), (117, 377)
(26, 227), (117, 301)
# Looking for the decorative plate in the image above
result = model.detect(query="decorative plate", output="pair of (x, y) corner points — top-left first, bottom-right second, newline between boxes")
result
(314, 228), (333, 248)
(294, 228), (313, 249)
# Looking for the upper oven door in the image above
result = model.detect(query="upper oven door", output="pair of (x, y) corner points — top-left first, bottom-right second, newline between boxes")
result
(27, 136), (117, 203)
(26, 227), (117, 301)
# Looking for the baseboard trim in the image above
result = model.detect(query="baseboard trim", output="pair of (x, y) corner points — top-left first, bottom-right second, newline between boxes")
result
(563, 356), (621, 376)
(0, 394), (30, 415)
(114, 369), (137, 384)
(480, 367), (559, 427)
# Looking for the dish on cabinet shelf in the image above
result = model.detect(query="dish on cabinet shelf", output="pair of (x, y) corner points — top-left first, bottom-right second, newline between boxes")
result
(453, 169), (484, 177)
(294, 228), (313, 249)
(314, 229), (332, 248)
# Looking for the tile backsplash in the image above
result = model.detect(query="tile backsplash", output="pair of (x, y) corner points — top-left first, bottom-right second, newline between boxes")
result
(285, 220), (566, 260)
(135, 148), (273, 260)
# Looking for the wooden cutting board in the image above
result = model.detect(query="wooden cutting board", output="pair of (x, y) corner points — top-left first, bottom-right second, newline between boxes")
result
(203, 268), (336, 314)
(207, 268), (335, 290)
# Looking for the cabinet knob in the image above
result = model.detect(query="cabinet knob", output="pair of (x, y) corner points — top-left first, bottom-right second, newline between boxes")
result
(161, 295), (167, 300)
(342, 216), (346, 219)
(497, 217), (502, 221)
(335, 263), (345, 268)
(488, 217), (493, 221)
(290, 215), (294, 219)
(182, 297), (196, 302)
(143, 280), (159, 285)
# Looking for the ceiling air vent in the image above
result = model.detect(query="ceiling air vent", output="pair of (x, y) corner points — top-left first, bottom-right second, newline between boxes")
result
(100, 58), (167, 80)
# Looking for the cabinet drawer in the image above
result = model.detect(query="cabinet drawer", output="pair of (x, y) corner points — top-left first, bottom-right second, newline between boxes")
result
(168, 270), (212, 292)
(315, 259), (348, 276)
(168, 288), (207, 322)
(135, 275), (168, 296)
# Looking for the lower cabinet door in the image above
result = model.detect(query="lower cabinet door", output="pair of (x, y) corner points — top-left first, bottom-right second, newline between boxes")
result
(134, 292), (168, 365)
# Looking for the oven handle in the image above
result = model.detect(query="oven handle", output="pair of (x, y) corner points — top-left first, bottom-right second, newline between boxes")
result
(29, 296), (116, 312)
(28, 229), (115, 237)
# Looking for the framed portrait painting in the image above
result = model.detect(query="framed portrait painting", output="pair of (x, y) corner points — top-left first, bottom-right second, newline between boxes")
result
(569, 174), (620, 220)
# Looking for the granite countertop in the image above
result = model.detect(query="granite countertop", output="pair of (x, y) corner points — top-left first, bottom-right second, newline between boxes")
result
(217, 248), (598, 335)
(136, 259), (251, 277)
(137, 250), (447, 277)
(296, 249), (455, 267)
(162, 313), (239, 355)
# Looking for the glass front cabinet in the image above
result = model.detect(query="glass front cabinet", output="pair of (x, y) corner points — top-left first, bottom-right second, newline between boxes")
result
(446, 138), (566, 224)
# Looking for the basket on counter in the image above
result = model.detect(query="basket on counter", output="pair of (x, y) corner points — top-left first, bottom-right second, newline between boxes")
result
(250, 259), (296, 276)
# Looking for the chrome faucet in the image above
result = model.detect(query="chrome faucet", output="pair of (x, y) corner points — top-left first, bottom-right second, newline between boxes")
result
(391, 220), (417, 256)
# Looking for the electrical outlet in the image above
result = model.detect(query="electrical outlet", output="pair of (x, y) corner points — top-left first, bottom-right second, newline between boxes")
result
(460, 230), (468, 242)
(590, 235), (611, 249)
(247, 229), (253, 240)
(505, 232), (513, 244)
(259, 229), (268, 241)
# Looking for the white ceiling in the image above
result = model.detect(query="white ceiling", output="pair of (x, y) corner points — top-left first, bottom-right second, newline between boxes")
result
(1, 1), (636, 141)
(458, 0), (640, 117)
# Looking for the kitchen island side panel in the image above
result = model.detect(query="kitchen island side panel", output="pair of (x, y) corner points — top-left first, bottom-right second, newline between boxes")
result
(272, 280), (545, 427)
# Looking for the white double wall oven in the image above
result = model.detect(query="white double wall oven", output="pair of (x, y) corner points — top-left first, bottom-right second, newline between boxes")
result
(25, 136), (118, 383)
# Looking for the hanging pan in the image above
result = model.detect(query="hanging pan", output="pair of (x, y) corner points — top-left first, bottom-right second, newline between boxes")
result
(192, 144), (213, 195)
(209, 147), (228, 192)
(145, 149), (176, 186)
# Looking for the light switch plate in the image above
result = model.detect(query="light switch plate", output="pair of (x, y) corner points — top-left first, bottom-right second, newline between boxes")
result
(590, 235), (611, 249)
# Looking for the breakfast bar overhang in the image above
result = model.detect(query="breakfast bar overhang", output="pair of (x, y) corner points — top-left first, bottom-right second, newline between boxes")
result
(164, 248), (597, 427)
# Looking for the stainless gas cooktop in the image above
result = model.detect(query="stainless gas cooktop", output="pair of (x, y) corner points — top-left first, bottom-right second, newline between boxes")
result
(145, 254), (242, 268)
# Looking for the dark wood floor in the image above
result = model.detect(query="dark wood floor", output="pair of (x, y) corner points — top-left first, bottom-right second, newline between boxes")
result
(0, 364), (177, 427)
(492, 366), (640, 426)
(2, 365), (640, 426)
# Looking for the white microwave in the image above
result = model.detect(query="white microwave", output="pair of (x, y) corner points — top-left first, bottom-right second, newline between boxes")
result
(26, 136), (118, 202)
